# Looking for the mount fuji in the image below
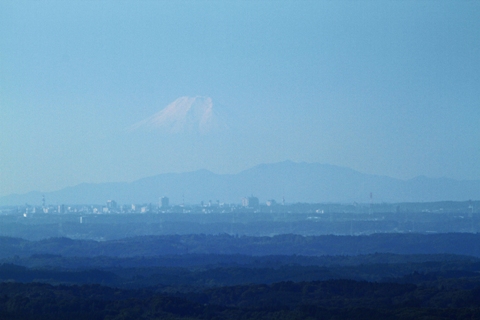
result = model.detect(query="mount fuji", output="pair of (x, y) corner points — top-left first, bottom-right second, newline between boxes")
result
(130, 96), (227, 134)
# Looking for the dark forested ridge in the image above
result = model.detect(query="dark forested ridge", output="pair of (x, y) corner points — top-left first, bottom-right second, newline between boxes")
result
(2, 253), (480, 289)
(2, 279), (480, 319)
(2, 233), (480, 258)
(2, 233), (480, 318)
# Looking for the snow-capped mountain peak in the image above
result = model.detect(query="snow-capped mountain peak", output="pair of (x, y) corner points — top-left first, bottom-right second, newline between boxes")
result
(130, 96), (226, 134)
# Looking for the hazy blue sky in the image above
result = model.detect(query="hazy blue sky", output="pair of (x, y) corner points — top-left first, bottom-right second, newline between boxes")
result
(1, 1), (479, 196)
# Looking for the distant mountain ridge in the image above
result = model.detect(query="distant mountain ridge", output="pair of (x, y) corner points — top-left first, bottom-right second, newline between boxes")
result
(1, 161), (479, 205)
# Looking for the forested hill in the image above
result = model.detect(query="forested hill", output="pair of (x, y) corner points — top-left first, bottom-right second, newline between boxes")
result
(3, 233), (480, 258)
(2, 275), (480, 319)
(2, 233), (480, 319)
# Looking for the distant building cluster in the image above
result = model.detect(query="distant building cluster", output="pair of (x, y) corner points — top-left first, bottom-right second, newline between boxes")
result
(12, 194), (476, 217)
(12, 194), (287, 215)
(1, 198), (478, 218)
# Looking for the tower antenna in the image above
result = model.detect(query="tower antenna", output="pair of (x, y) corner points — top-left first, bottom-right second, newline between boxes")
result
(369, 192), (373, 214)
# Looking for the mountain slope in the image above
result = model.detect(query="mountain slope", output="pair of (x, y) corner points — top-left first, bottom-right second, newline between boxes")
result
(129, 96), (227, 134)
(1, 161), (479, 205)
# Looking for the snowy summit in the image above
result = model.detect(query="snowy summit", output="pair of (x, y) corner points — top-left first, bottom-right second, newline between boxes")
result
(130, 96), (227, 134)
